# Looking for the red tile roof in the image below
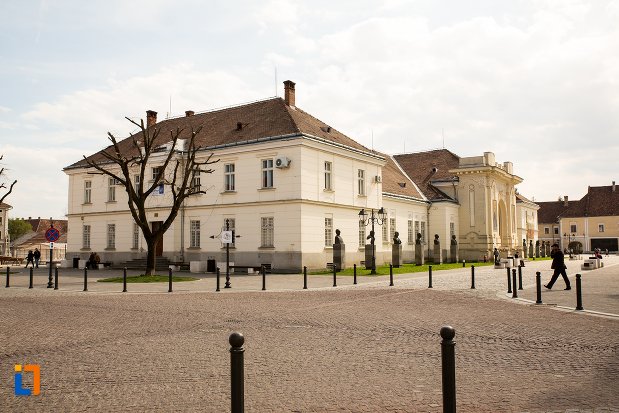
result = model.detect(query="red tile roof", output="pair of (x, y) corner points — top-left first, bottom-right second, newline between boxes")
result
(393, 149), (460, 200)
(378, 154), (425, 200)
(537, 184), (619, 222)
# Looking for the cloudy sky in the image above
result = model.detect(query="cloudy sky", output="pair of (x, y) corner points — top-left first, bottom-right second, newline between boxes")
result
(1, 0), (617, 220)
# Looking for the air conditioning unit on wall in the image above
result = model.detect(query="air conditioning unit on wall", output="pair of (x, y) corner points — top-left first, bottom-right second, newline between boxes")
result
(374, 175), (382, 183)
(275, 156), (291, 168)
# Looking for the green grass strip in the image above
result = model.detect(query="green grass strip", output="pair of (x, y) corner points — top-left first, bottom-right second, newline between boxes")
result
(98, 275), (199, 283)
(310, 261), (494, 276)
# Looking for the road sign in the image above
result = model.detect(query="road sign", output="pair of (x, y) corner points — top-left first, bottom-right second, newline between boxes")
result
(45, 227), (60, 242)
(221, 231), (233, 244)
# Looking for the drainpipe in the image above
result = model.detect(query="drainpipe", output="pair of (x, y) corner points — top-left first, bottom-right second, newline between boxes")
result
(427, 203), (431, 260)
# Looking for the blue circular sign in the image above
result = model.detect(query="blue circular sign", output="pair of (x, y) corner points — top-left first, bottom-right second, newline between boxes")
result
(45, 227), (60, 242)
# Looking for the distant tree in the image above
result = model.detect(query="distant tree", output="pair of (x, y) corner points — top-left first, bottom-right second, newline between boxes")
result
(0, 154), (17, 204)
(83, 117), (217, 275)
(8, 218), (32, 242)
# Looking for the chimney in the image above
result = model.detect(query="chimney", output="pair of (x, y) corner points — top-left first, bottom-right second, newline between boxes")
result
(563, 196), (568, 207)
(146, 110), (158, 127)
(185, 110), (194, 117)
(284, 80), (296, 107)
(613, 181), (616, 192)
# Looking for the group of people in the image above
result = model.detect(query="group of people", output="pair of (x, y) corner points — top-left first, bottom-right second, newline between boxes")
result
(87, 252), (101, 270)
(24, 248), (41, 268)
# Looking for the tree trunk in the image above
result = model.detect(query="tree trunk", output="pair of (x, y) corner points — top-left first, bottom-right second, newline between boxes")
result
(145, 237), (157, 276)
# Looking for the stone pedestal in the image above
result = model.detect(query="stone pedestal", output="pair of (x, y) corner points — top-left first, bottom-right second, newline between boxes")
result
(528, 244), (534, 258)
(433, 243), (442, 264)
(415, 244), (424, 265)
(450, 245), (458, 263)
(535, 244), (540, 258)
(364, 244), (375, 270)
(392, 244), (402, 268)
(333, 244), (345, 271)
(541, 244), (546, 258)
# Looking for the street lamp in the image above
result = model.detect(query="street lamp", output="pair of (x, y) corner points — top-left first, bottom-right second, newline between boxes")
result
(358, 207), (387, 275)
(210, 219), (240, 289)
(563, 232), (575, 253)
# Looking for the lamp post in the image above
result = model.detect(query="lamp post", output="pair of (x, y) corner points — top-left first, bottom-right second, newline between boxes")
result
(358, 207), (387, 275)
(210, 219), (240, 289)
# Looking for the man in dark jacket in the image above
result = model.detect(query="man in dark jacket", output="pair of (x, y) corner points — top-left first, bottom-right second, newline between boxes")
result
(545, 243), (571, 290)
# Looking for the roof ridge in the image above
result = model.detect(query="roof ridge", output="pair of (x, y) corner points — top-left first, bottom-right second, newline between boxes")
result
(387, 154), (428, 202)
(162, 96), (280, 122)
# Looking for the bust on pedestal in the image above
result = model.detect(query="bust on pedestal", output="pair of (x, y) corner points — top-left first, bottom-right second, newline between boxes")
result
(433, 234), (442, 264)
(333, 229), (345, 271)
(535, 240), (540, 258)
(449, 235), (458, 263)
(392, 231), (402, 268)
(528, 240), (534, 259)
(414, 233), (424, 265)
(540, 240), (546, 258)
(522, 239), (527, 258)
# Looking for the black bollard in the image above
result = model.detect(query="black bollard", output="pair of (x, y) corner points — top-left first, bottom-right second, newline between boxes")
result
(5, 266), (9, 288)
(389, 264), (394, 287)
(518, 265), (523, 290)
(54, 267), (58, 290)
(229, 332), (245, 413)
(576, 274), (583, 311)
(261, 265), (266, 291)
(47, 262), (53, 289)
(428, 265), (433, 288)
(511, 269), (517, 298)
(168, 267), (173, 293)
(29, 268), (33, 289)
(353, 264), (357, 285)
(462, 260), (466, 268)
(83, 267), (88, 292)
(332, 264), (337, 287)
(440, 326), (457, 413)
(470, 265), (475, 289)
(506, 268), (512, 294)
(122, 267), (127, 293)
(216, 267), (221, 292)
(535, 272), (542, 304)
(303, 266), (308, 290)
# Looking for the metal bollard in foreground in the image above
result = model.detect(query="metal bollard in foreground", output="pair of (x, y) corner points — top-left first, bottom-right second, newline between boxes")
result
(123, 267), (127, 293)
(261, 265), (266, 291)
(54, 267), (59, 290)
(511, 269), (517, 298)
(518, 265), (523, 290)
(5, 266), (9, 288)
(229, 332), (245, 413)
(303, 266), (308, 290)
(506, 268), (512, 294)
(353, 264), (357, 285)
(462, 260), (466, 268)
(428, 265), (433, 288)
(535, 272), (542, 304)
(440, 326), (456, 413)
(216, 267), (221, 292)
(576, 274), (583, 311)
(470, 265), (475, 289)
(333, 264), (337, 287)
(47, 263), (53, 289)
(389, 264), (394, 287)
(83, 267), (88, 292)
(168, 268), (173, 293)
(29, 268), (33, 289)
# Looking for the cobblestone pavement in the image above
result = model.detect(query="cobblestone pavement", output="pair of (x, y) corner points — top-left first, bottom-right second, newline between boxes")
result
(0, 257), (617, 412)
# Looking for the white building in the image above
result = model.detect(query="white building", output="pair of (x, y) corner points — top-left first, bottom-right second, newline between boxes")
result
(64, 81), (534, 271)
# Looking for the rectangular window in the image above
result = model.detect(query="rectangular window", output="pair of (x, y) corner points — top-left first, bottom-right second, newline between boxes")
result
(261, 217), (274, 247)
(382, 221), (388, 242)
(108, 178), (116, 202)
(359, 221), (366, 247)
(598, 224), (605, 233)
(570, 224), (577, 233)
(469, 189), (475, 227)
(107, 224), (116, 249)
(408, 220), (413, 243)
(420, 222), (426, 244)
(134, 174), (141, 192)
(358, 169), (365, 196)
(82, 225), (91, 249)
(191, 171), (201, 193)
(325, 217), (333, 247)
(544, 227), (550, 235)
(152, 167), (161, 182)
(132, 223), (139, 249)
(324, 161), (332, 190)
(262, 159), (273, 188)
(389, 218), (396, 242)
(190, 220), (200, 248)
(414, 221), (420, 240)
(224, 163), (235, 191)
(84, 181), (92, 204)
(554, 227), (559, 235)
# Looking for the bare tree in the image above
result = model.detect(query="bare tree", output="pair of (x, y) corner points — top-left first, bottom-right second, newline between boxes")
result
(0, 154), (17, 205)
(84, 117), (217, 275)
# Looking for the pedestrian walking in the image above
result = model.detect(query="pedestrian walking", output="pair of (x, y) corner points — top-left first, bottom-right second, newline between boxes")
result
(493, 248), (500, 265)
(25, 250), (35, 268)
(33, 248), (41, 268)
(545, 243), (571, 290)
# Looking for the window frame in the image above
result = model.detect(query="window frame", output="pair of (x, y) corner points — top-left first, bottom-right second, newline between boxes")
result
(224, 163), (236, 191)
(357, 169), (365, 196)
(84, 180), (92, 204)
(324, 161), (332, 191)
(82, 224), (91, 249)
(261, 217), (274, 247)
(261, 159), (274, 189)
(190, 220), (201, 248)
(107, 224), (116, 249)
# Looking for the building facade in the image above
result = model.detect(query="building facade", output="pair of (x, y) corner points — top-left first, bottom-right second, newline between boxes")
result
(0, 203), (10, 256)
(64, 81), (532, 271)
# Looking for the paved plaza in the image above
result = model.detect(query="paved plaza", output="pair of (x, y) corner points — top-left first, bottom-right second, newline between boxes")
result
(1, 256), (618, 412)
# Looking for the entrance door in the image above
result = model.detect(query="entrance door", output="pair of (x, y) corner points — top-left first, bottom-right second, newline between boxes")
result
(151, 221), (164, 256)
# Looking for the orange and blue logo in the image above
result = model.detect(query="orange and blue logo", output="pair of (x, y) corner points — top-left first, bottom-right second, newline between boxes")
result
(14, 364), (40, 396)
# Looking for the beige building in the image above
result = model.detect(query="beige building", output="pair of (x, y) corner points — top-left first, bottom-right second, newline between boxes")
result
(64, 81), (532, 271)
(538, 182), (619, 253)
(0, 203), (10, 255)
